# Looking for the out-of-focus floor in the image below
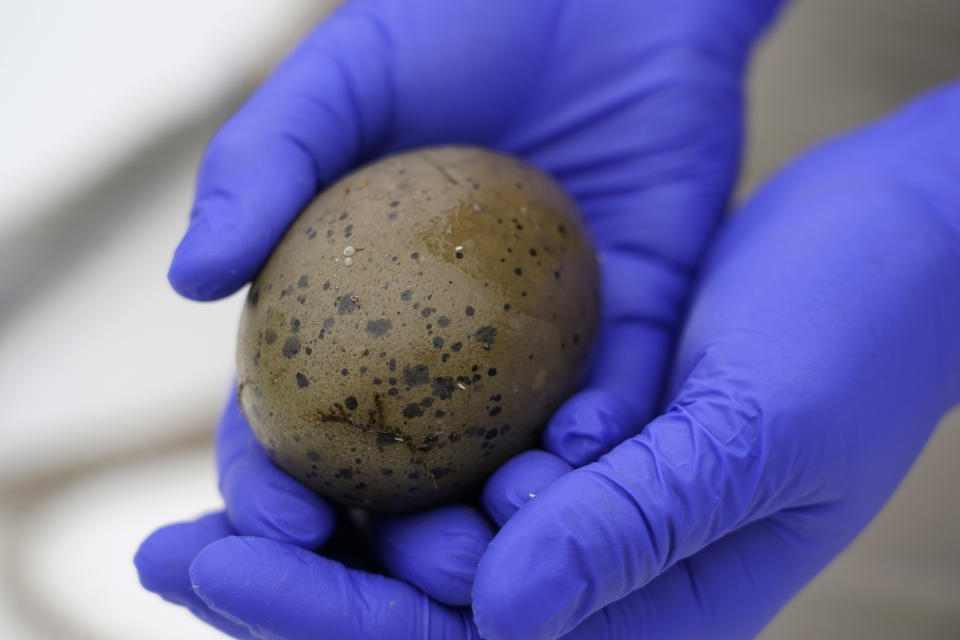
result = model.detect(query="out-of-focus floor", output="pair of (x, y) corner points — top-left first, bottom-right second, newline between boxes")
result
(0, 1), (957, 638)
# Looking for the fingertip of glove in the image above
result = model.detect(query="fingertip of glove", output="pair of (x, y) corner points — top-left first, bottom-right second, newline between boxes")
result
(222, 454), (336, 548)
(167, 217), (249, 301)
(376, 505), (493, 606)
(134, 529), (174, 594)
(544, 389), (635, 466)
(482, 450), (571, 526)
(256, 490), (336, 548)
(188, 536), (254, 606)
(135, 512), (232, 596)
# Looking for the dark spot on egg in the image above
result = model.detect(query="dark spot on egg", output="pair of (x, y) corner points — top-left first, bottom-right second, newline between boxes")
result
(474, 326), (498, 348)
(366, 318), (392, 336)
(338, 295), (358, 314)
(403, 364), (430, 387)
(431, 376), (455, 399)
(282, 337), (300, 358)
(403, 403), (424, 419)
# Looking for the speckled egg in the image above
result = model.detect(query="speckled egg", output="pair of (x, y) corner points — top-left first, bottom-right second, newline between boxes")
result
(237, 146), (599, 513)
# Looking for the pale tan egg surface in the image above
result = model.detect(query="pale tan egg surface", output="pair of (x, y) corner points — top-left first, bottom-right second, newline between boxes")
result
(237, 146), (599, 512)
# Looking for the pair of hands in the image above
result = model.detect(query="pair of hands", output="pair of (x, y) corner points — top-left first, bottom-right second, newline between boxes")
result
(135, 1), (960, 638)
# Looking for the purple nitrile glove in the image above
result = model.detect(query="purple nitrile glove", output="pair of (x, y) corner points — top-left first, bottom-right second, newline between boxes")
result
(137, 0), (787, 636)
(137, 80), (960, 638)
(171, 0), (782, 464)
(473, 81), (960, 639)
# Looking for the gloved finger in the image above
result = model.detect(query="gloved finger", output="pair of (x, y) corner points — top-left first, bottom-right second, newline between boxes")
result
(218, 389), (336, 547)
(189, 536), (480, 640)
(481, 449), (572, 526)
(373, 504), (494, 606)
(169, 3), (394, 300)
(134, 512), (255, 639)
(544, 246), (686, 466)
(563, 512), (835, 640)
(473, 397), (788, 640)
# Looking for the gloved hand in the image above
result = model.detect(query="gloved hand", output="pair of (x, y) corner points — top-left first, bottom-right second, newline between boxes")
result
(139, 77), (960, 638)
(171, 0), (783, 461)
(469, 81), (960, 639)
(137, 0), (791, 636)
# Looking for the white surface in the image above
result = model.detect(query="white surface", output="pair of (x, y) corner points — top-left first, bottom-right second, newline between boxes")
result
(0, 0), (320, 235)
(12, 447), (223, 640)
(0, 167), (242, 483)
(0, 509), (40, 640)
(0, 0), (336, 485)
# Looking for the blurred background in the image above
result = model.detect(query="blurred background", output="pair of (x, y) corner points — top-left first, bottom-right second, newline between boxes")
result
(0, 1), (957, 638)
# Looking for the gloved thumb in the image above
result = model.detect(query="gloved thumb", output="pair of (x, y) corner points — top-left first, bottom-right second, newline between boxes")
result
(472, 376), (788, 640)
